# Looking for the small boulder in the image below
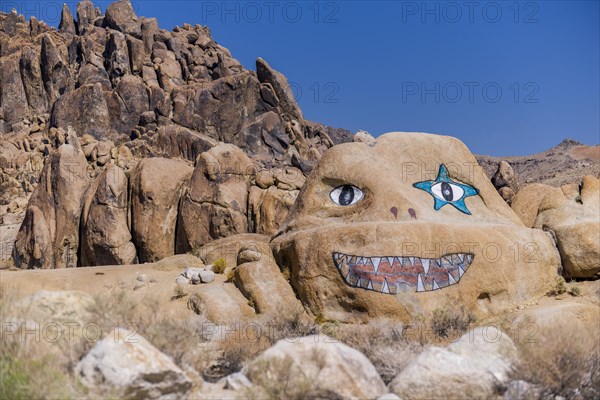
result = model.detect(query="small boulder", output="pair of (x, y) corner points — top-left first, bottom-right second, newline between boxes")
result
(76, 328), (192, 399)
(390, 327), (517, 400)
(244, 335), (386, 399)
(199, 269), (215, 283)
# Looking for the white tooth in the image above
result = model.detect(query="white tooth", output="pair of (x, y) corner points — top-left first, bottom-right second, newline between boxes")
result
(356, 278), (361, 288)
(466, 254), (473, 264)
(371, 257), (381, 274)
(457, 254), (464, 263)
(382, 279), (390, 294)
(417, 274), (425, 292)
(432, 280), (440, 290)
(367, 280), (373, 290)
(458, 266), (466, 278)
(422, 259), (430, 275)
(448, 272), (457, 285)
(387, 257), (395, 266)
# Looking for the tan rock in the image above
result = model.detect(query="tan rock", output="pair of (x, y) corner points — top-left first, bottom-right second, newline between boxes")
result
(193, 233), (269, 271)
(234, 241), (302, 315)
(390, 327), (517, 400)
(534, 175), (600, 278)
(271, 132), (561, 323)
(14, 145), (91, 269)
(81, 165), (137, 266)
(244, 335), (387, 399)
(76, 329), (192, 399)
(511, 183), (560, 228)
(248, 186), (299, 235)
(177, 144), (254, 252)
(130, 158), (193, 263)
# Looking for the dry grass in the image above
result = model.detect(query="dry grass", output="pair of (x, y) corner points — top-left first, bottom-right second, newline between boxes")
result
(429, 306), (476, 339)
(325, 319), (422, 384)
(513, 323), (600, 399)
(86, 288), (210, 368)
(0, 285), (88, 399)
(206, 307), (316, 380)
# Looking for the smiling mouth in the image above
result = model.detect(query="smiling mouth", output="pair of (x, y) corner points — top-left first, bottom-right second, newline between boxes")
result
(332, 252), (474, 294)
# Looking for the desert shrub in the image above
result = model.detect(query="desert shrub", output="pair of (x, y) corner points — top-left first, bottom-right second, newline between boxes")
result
(212, 258), (227, 274)
(87, 289), (209, 368)
(513, 324), (600, 399)
(0, 285), (86, 399)
(430, 306), (476, 339)
(212, 307), (315, 379)
(326, 319), (422, 384)
(547, 276), (567, 296)
(568, 285), (581, 297)
(171, 285), (187, 300)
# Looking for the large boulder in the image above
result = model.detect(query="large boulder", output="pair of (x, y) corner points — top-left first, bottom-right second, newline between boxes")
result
(533, 175), (600, 278)
(76, 328), (192, 399)
(130, 158), (193, 263)
(104, 0), (141, 38)
(511, 183), (561, 228)
(248, 185), (299, 235)
(13, 145), (90, 269)
(81, 165), (137, 266)
(390, 327), (517, 399)
(271, 132), (561, 323)
(244, 335), (387, 399)
(0, 55), (29, 127)
(50, 83), (112, 140)
(234, 241), (302, 315)
(177, 144), (254, 252)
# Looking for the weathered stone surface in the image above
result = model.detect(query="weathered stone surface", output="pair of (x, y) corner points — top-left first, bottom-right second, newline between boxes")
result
(534, 175), (600, 278)
(104, 0), (141, 38)
(177, 144), (254, 251)
(234, 241), (302, 315)
(76, 329), (192, 399)
(390, 327), (517, 400)
(81, 165), (137, 266)
(59, 4), (77, 35)
(106, 31), (131, 82)
(106, 75), (149, 135)
(248, 186), (298, 235)
(256, 57), (303, 124)
(492, 160), (519, 194)
(40, 34), (73, 104)
(272, 132), (561, 323)
(130, 158), (193, 263)
(191, 233), (270, 271)
(14, 145), (91, 269)
(245, 335), (387, 399)
(150, 125), (217, 162)
(19, 47), (49, 114)
(511, 183), (560, 228)
(0, 55), (28, 126)
(50, 83), (112, 140)
(77, 0), (99, 31)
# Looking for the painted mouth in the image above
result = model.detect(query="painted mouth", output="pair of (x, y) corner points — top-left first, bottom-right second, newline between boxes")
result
(332, 252), (474, 294)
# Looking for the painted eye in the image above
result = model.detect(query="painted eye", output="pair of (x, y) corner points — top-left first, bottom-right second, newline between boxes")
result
(431, 182), (465, 202)
(330, 185), (364, 206)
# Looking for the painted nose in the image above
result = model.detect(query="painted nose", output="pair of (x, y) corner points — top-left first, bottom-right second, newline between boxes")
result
(389, 207), (417, 220)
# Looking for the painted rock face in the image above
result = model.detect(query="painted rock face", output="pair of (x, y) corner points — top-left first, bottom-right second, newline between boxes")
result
(271, 132), (561, 323)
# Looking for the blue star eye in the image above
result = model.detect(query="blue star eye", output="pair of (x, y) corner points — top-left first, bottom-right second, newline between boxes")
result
(413, 164), (479, 215)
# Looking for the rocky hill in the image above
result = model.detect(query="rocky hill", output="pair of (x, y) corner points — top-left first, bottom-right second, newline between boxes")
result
(0, 0), (351, 266)
(477, 139), (600, 187)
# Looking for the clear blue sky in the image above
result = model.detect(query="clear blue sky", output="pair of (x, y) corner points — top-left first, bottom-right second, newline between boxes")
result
(9, 1), (600, 156)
